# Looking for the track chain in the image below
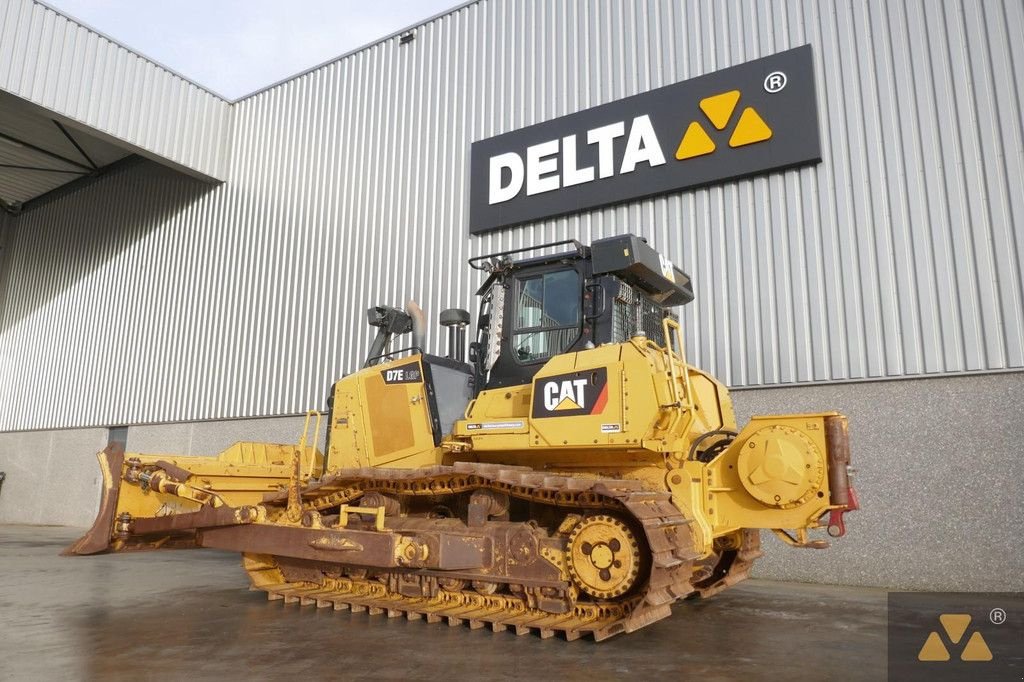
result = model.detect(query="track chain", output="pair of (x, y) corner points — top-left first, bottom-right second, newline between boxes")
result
(247, 462), (703, 640)
(693, 529), (762, 599)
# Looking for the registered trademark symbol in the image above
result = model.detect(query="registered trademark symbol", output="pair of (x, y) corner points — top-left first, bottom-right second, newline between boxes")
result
(764, 71), (787, 93)
(990, 607), (1006, 625)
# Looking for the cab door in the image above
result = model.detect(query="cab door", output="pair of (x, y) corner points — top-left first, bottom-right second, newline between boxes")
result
(486, 264), (590, 389)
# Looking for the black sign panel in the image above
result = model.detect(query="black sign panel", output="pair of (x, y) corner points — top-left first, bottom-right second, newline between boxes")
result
(469, 45), (820, 234)
(380, 361), (422, 384)
(532, 367), (609, 419)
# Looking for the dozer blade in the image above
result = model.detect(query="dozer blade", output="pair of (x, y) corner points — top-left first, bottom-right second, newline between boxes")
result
(63, 445), (124, 556)
(64, 440), (322, 556)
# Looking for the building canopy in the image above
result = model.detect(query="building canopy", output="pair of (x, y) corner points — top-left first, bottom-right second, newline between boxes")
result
(0, 0), (230, 211)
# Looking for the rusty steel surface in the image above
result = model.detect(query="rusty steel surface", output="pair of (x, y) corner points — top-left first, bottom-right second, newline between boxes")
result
(61, 445), (124, 556)
(227, 462), (741, 641)
(825, 415), (852, 507)
(66, 455), (770, 641)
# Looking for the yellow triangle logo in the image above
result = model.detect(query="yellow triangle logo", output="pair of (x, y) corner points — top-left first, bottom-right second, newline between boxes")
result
(675, 121), (715, 160)
(918, 632), (950, 661)
(960, 632), (993, 661)
(729, 107), (773, 147)
(699, 90), (740, 130)
(676, 91), (773, 162)
(554, 396), (582, 411)
(917, 614), (994, 663)
(939, 614), (971, 644)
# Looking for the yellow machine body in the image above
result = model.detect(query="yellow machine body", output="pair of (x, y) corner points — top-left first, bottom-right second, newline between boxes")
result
(323, 329), (844, 558)
(326, 356), (441, 470)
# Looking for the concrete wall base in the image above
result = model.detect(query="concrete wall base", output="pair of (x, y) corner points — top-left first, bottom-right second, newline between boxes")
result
(0, 428), (107, 527)
(1, 373), (1020, 591)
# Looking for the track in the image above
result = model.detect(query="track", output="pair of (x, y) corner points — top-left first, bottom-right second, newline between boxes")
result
(245, 553), (637, 641)
(693, 529), (762, 599)
(240, 462), (754, 641)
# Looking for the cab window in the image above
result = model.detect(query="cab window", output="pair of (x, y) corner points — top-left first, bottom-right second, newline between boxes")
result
(512, 269), (581, 362)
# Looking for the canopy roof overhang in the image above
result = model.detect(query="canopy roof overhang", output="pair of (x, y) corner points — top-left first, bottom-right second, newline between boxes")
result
(0, 0), (232, 215)
(0, 90), (134, 210)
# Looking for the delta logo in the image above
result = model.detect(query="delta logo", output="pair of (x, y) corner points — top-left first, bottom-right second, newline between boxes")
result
(532, 368), (609, 419)
(917, 614), (993, 662)
(675, 89), (772, 160)
(470, 45), (820, 234)
(487, 89), (774, 206)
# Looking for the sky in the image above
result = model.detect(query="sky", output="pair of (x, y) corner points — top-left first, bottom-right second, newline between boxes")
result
(45, 0), (464, 99)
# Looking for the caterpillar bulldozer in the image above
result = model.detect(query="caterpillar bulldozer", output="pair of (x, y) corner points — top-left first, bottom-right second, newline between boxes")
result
(67, 234), (858, 641)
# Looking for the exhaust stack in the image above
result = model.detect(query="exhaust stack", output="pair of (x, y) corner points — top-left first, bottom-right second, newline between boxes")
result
(406, 300), (426, 352)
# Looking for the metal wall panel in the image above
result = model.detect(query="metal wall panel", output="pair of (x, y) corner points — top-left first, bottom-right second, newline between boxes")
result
(0, 0), (1021, 431)
(0, 0), (231, 179)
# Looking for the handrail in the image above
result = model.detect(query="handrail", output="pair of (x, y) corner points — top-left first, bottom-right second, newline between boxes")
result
(659, 317), (695, 448)
(363, 345), (423, 366)
(661, 317), (692, 407)
(298, 409), (322, 480)
(468, 239), (586, 271)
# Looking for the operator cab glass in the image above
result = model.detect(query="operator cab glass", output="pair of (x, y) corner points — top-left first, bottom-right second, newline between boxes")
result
(467, 235), (694, 391)
(513, 269), (581, 362)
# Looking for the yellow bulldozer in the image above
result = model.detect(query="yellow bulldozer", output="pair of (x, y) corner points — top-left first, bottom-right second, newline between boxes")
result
(68, 234), (858, 641)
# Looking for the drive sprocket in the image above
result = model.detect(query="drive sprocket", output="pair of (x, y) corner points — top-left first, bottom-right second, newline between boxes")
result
(566, 514), (642, 600)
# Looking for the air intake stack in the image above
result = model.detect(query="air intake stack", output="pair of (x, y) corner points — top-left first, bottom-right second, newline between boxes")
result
(439, 308), (471, 362)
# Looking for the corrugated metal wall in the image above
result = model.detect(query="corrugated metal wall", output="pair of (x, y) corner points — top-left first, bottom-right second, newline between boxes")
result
(0, 0), (231, 179)
(0, 0), (1022, 431)
(0, 210), (9, 260)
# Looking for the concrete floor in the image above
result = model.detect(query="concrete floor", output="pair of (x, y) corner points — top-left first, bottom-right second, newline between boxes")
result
(0, 525), (888, 681)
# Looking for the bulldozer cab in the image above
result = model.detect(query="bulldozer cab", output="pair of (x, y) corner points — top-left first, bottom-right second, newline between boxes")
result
(469, 234), (694, 390)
